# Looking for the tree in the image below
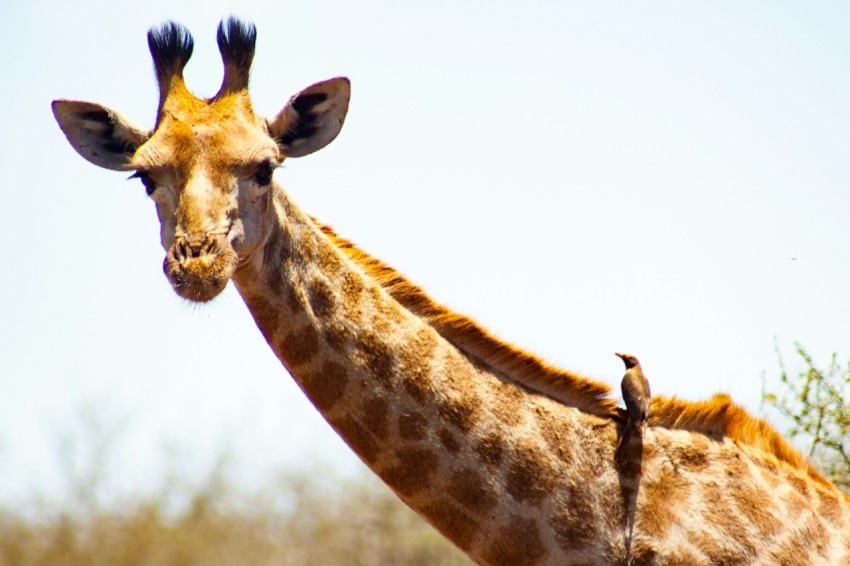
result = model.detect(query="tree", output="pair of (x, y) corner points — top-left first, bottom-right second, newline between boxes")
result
(763, 341), (850, 491)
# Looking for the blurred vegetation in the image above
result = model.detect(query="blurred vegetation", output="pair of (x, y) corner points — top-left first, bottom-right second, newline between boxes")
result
(0, 407), (470, 566)
(0, 472), (469, 565)
(763, 341), (850, 491)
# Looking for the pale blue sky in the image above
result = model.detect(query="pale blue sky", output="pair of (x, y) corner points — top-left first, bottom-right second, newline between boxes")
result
(2, 1), (850, 502)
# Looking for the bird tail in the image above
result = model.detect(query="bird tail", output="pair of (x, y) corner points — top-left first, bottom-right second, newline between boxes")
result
(615, 422), (633, 464)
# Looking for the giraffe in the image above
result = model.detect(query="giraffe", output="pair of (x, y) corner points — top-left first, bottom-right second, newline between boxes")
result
(52, 18), (850, 565)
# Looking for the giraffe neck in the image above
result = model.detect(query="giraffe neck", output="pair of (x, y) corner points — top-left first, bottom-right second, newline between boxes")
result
(228, 185), (850, 564)
(230, 186), (621, 563)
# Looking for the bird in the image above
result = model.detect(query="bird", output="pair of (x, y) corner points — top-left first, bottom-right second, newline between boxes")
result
(614, 353), (651, 464)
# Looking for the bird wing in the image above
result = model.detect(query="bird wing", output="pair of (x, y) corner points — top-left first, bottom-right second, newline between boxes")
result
(621, 371), (648, 423)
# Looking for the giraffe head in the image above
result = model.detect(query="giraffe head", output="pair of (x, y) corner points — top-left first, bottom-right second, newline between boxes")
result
(52, 18), (350, 302)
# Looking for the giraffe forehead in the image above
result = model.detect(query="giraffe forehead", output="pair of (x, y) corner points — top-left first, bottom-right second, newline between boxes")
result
(134, 93), (278, 173)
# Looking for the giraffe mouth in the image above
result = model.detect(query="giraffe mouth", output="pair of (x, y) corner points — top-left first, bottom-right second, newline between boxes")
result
(163, 235), (238, 302)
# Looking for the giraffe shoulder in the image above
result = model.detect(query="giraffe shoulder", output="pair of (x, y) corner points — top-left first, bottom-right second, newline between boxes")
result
(649, 393), (831, 486)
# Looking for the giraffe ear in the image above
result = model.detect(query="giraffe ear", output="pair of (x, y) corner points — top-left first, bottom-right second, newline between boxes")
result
(267, 77), (350, 158)
(52, 100), (152, 171)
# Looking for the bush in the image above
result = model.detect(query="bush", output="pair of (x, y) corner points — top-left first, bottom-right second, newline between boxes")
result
(0, 469), (470, 565)
(763, 341), (850, 490)
(0, 405), (470, 566)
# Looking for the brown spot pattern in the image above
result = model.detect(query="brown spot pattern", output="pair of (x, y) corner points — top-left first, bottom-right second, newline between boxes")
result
(289, 233), (311, 268)
(782, 489), (807, 522)
(628, 543), (660, 566)
(410, 325), (439, 361)
(306, 277), (335, 318)
(482, 515), (546, 566)
(362, 397), (389, 440)
(246, 294), (281, 335)
(437, 394), (480, 434)
(316, 246), (343, 276)
(300, 361), (349, 413)
(324, 322), (350, 353)
(401, 361), (432, 403)
(817, 489), (843, 525)
(419, 499), (479, 552)
(490, 380), (527, 427)
(279, 323), (320, 369)
(441, 347), (473, 386)
(261, 225), (286, 276)
(473, 435), (505, 469)
(550, 483), (597, 552)
(766, 537), (808, 566)
(355, 333), (396, 390)
(333, 415), (380, 464)
(786, 472), (811, 499)
(339, 271), (364, 311)
(381, 448), (439, 497)
(398, 411), (428, 441)
(438, 427), (461, 453)
(447, 468), (498, 514)
(726, 476), (780, 539)
(284, 279), (301, 313)
(367, 286), (406, 326)
(534, 404), (574, 464)
(691, 528), (755, 564)
(636, 467), (687, 539)
(398, 328), (438, 402)
(663, 549), (706, 565)
(701, 483), (759, 558)
(505, 441), (558, 506)
(368, 311), (395, 339)
(674, 439), (710, 473)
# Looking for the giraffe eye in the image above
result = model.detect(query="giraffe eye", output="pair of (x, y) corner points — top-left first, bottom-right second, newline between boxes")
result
(130, 171), (156, 195)
(253, 160), (276, 186)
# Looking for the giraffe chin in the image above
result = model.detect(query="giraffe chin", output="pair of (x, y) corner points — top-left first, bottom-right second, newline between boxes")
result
(163, 246), (238, 303)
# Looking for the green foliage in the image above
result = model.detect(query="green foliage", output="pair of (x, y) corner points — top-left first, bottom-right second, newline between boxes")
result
(763, 341), (850, 490)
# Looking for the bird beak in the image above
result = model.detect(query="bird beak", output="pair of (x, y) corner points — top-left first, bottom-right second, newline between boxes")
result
(615, 353), (624, 359)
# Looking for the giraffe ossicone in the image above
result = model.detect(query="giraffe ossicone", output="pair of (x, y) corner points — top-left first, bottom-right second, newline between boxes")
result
(53, 18), (850, 565)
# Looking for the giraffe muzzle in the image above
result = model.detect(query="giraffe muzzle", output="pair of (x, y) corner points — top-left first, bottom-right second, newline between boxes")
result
(164, 234), (238, 302)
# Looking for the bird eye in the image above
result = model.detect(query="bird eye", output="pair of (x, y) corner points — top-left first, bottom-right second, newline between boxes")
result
(253, 160), (276, 186)
(130, 171), (156, 195)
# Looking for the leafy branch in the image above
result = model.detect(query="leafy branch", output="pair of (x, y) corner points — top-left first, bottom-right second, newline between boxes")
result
(763, 340), (850, 490)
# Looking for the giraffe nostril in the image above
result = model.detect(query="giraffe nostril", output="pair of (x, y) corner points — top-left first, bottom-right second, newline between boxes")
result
(174, 239), (195, 262)
(203, 237), (218, 256)
(173, 236), (224, 263)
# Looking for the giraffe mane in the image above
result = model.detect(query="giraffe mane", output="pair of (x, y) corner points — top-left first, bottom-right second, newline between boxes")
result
(649, 393), (834, 487)
(313, 219), (834, 487)
(315, 220), (620, 418)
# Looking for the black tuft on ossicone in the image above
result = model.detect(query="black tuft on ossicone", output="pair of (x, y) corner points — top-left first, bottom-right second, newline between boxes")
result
(217, 17), (257, 68)
(216, 17), (257, 92)
(147, 21), (194, 84)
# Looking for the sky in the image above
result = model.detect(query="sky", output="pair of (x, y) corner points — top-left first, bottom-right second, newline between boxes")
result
(2, 1), (850, 504)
